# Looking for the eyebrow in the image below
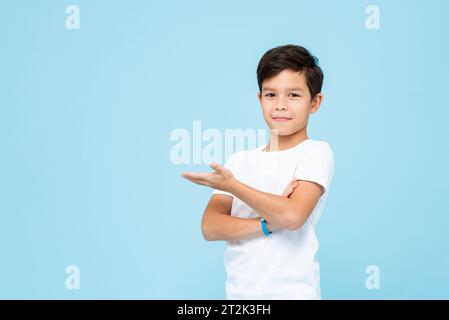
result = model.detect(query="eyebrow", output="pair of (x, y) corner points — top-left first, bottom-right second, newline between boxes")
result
(262, 87), (305, 92)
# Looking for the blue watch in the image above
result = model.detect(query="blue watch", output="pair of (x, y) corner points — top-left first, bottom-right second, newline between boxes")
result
(260, 218), (272, 236)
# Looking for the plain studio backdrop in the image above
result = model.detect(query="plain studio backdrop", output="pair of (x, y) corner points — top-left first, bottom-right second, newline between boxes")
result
(0, 0), (448, 299)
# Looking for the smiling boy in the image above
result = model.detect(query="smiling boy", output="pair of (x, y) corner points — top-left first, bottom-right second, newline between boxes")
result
(182, 45), (335, 300)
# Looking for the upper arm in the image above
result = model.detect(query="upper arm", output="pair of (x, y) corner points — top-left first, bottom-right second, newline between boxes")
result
(202, 194), (233, 228)
(288, 142), (334, 229)
(287, 179), (323, 229)
(294, 142), (335, 196)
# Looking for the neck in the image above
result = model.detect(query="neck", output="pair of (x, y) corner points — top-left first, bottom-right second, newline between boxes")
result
(265, 128), (308, 152)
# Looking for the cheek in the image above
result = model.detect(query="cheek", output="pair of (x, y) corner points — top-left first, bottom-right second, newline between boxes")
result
(289, 101), (309, 115)
(261, 103), (273, 116)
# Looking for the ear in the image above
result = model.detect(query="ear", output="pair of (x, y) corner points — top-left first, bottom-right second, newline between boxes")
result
(310, 93), (324, 114)
(257, 92), (263, 107)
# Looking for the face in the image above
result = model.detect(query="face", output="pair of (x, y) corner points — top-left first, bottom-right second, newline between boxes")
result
(258, 69), (323, 136)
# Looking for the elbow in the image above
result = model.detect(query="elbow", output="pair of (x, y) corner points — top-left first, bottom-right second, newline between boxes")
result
(202, 233), (215, 242)
(284, 210), (307, 231)
(201, 220), (216, 241)
(203, 235), (214, 242)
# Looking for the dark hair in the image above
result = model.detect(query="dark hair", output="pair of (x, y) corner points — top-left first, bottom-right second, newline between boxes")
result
(256, 44), (323, 99)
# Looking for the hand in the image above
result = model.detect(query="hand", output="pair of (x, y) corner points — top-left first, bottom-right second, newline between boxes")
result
(282, 177), (299, 198)
(265, 221), (282, 232)
(181, 162), (236, 193)
(265, 178), (300, 232)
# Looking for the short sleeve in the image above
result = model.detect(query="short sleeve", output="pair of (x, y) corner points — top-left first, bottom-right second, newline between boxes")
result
(294, 142), (335, 195)
(211, 153), (237, 198)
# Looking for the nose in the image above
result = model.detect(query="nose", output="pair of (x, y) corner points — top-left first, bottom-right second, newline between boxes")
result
(274, 96), (287, 111)
(275, 104), (287, 111)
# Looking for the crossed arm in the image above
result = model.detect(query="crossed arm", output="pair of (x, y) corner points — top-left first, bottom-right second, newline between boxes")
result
(182, 162), (324, 241)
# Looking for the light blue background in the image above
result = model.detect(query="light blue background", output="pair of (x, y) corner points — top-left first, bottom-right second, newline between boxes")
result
(1, 0), (448, 299)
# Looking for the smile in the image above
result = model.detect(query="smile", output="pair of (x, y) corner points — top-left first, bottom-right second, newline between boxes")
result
(272, 117), (292, 122)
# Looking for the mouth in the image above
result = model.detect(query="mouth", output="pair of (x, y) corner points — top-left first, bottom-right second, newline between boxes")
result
(272, 116), (292, 122)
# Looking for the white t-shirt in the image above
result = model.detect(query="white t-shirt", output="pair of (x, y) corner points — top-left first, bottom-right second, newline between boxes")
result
(211, 138), (335, 300)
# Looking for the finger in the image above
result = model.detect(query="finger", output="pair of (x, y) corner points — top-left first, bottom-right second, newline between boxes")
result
(284, 183), (299, 196)
(289, 183), (300, 194)
(182, 172), (211, 180)
(282, 178), (297, 195)
(282, 186), (293, 196)
(183, 176), (210, 187)
(181, 175), (200, 184)
(290, 182), (299, 191)
(181, 172), (211, 185)
(209, 162), (224, 173)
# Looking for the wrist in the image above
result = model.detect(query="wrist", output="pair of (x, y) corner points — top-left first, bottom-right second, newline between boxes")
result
(265, 222), (272, 233)
(260, 218), (272, 236)
(266, 221), (280, 232)
(226, 177), (239, 194)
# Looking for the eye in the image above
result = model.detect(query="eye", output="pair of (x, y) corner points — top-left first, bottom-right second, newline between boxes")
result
(264, 93), (275, 97)
(289, 93), (301, 97)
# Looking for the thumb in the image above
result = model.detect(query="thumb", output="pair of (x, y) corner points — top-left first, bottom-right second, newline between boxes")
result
(209, 162), (224, 173)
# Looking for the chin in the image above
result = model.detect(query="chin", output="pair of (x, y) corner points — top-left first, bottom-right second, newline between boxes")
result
(278, 131), (295, 136)
(269, 127), (293, 136)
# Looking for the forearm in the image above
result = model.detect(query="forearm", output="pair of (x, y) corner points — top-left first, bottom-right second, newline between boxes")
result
(229, 179), (298, 230)
(202, 214), (264, 241)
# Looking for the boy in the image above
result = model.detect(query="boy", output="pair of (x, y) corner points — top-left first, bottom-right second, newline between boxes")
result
(182, 44), (335, 299)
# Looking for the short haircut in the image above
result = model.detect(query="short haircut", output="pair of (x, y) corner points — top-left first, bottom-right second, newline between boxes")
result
(257, 44), (324, 99)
